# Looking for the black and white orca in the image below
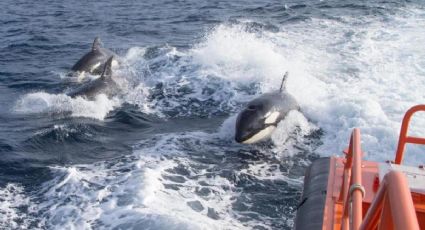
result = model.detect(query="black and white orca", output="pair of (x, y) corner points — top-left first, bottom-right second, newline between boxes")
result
(235, 72), (299, 144)
(68, 56), (120, 100)
(69, 37), (117, 80)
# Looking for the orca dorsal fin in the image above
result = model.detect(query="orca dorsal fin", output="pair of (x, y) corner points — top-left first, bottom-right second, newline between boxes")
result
(279, 72), (289, 92)
(100, 56), (114, 80)
(92, 37), (101, 51)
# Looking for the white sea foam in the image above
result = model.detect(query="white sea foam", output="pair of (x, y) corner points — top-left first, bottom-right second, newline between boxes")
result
(276, 9), (425, 163)
(21, 129), (302, 229)
(30, 132), (255, 229)
(192, 24), (288, 89)
(0, 183), (32, 229)
(14, 92), (120, 120)
(271, 110), (317, 156)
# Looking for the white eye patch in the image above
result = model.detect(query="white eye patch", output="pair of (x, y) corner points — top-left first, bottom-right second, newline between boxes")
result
(264, 111), (280, 124)
(90, 62), (101, 72)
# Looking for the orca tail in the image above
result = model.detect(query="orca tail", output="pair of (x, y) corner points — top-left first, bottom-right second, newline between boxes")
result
(92, 37), (101, 50)
(100, 56), (114, 79)
(279, 71), (289, 92)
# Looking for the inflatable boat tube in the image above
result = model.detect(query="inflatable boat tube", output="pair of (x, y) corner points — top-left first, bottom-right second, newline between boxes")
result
(294, 157), (330, 230)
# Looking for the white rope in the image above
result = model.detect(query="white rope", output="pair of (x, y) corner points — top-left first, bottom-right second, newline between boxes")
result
(349, 183), (366, 199)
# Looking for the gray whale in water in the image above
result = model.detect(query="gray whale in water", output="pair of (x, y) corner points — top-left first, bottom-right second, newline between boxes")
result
(68, 56), (120, 100)
(235, 72), (299, 144)
(69, 37), (116, 78)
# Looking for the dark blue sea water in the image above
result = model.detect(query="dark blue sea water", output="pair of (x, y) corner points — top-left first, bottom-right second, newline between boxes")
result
(1, 0), (425, 229)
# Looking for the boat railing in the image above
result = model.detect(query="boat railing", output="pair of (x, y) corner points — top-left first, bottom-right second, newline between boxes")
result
(395, 105), (425, 164)
(360, 171), (420, 230)
(339, 128), (364, 230)
(339, 116), (423, 230)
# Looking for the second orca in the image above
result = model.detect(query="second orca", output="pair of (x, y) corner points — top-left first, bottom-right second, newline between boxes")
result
(68, 56), (120, 100)
(69, 37), (116, 79)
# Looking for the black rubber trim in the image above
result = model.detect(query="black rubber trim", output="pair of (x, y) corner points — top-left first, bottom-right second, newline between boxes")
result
(294, 157), (330, 230)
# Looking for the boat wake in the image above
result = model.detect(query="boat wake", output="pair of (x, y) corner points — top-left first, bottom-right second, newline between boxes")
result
(4, 2), (425, 229)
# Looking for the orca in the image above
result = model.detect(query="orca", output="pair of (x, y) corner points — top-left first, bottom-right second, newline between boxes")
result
(69, 37), (116, 79)
(234, 72), (299, 144)
(68, 56), (120, 99)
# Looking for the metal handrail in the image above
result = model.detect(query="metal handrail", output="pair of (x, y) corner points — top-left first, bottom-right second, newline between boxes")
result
(340, 128), (364, 230)
(395, 105), (425, 164)
(360, 171), (420, 230)
(336, 105), (425, 229)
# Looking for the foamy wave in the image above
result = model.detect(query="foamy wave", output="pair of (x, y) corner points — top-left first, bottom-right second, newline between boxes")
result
(0, 183), (33, 229)
(271, 110), (318, 156)
(273, 9), (425, 163)
(28, 132), (251, 229)
(14, 92), (120, 120)
(29, 128), (304, 229)
(192, 24), (288, 90)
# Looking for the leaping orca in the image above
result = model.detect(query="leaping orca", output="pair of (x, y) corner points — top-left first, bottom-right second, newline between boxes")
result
(69, 37), (117, 80)
(68, 56), (120, 100)
(234, 72), (299, 144)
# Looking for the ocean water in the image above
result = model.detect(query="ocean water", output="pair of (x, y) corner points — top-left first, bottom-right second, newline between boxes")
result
(1, 0), (425, 229)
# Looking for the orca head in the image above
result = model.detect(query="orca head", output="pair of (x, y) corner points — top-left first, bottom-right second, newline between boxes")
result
(235, 102), (281, 144)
